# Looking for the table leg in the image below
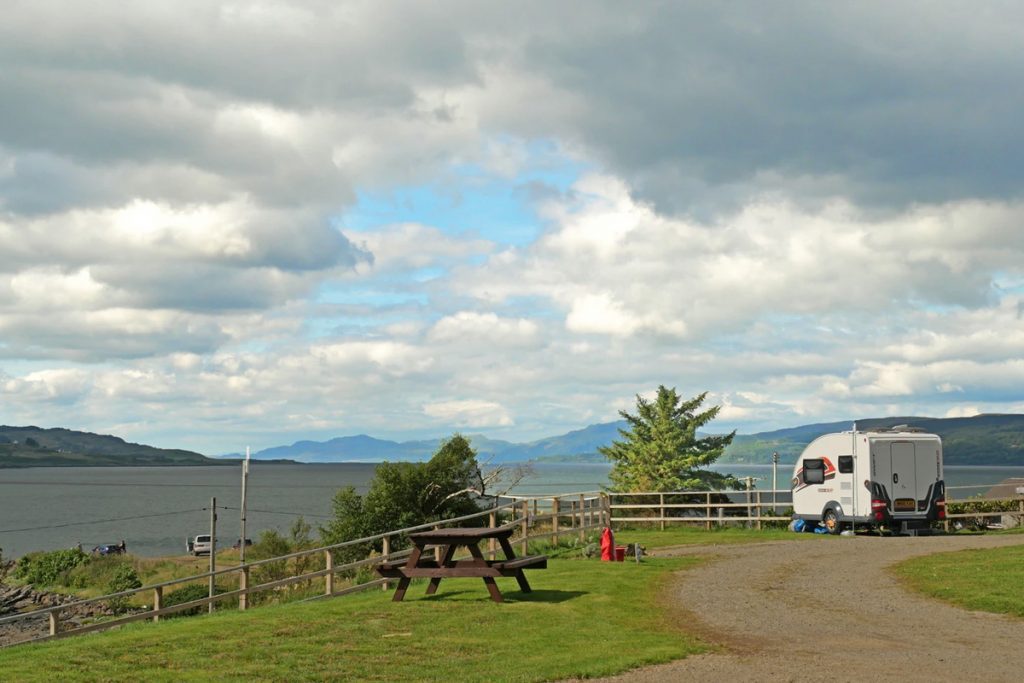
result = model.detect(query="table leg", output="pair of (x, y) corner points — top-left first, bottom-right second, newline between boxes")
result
(392, 545), (423, 602)
(425, 544), (456, 596)
(467, 543), (504, 603)
(497, 537), (532, 593)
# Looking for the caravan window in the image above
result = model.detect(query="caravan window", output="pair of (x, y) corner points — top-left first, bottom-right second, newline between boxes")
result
(838, 456), (854, 474)
(804, 459), (825, 484)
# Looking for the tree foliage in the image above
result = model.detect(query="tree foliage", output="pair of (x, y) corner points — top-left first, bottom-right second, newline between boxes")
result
(600, 386), (736, 492)
(320, 434), (485, 561)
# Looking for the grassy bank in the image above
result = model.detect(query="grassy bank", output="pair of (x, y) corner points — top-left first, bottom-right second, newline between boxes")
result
(0, 556), (705, 681)
(892, 543), (1024, 619)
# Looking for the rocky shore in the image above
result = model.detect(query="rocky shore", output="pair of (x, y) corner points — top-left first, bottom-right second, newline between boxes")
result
(0, 583), (119, 646)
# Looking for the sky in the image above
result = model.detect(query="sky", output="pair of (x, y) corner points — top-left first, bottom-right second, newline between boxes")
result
(2, 1), (1024, 454)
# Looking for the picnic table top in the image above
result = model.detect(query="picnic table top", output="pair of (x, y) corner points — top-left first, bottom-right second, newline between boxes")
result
(407, 526), (514, 543)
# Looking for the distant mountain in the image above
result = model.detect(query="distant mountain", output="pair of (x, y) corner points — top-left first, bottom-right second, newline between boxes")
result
(249, 422), (628, 464)
(0, 425), (227, 468)
(250, 414), (1024, 467)
(254, 434), (439, 463)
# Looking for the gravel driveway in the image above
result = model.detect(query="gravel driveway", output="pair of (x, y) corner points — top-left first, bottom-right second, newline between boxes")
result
(593, 534), (1024, 682)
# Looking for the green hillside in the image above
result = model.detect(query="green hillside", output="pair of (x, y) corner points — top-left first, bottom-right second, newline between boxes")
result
(0, 426), (223, 468)
(722, 414), (1024, 465)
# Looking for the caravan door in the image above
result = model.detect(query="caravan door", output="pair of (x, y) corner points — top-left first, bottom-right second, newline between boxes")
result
(889, 441), (918, 513)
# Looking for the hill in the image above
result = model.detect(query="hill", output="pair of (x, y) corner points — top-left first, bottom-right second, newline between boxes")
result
(250, 414), (1024, 466)
(0, 426), (227, 468)
(722, 414), (1024, 465)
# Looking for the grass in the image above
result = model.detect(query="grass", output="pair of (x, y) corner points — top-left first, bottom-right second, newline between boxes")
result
(0, 557), (706, 681)
(892, 543), (1024, 619)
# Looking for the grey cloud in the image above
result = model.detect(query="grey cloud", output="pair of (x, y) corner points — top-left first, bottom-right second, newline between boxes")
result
(500, 3), (1024, 213)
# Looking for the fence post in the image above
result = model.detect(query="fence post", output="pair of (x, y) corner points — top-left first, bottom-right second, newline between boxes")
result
(520, 500), (530, 555)
(745, 478), (753, 529)
(152, 586), (163, 623)
(756, 490), (762, 530)
(382, 537), (391, 591)
(706, 492), (712, 531)
(552, 497), (560, 543)
(48, 610), (60, 637)
(659, 493), (666, 531)
(488, 510), (497, 560)
(434, 524), (442, 563)
(239, 566), (249, 610)
(569, 500), (576, 531)
(578, 494), (586, 542)
(324, 550), (334, 596)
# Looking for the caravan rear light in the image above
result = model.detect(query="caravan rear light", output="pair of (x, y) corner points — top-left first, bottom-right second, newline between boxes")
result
(936, 498), (946, 520)
(871, 499), (886, 521)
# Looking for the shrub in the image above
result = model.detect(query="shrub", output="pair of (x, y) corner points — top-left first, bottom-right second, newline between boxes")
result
(163, 583), (225, 618)
(62, 555), (130, 590)
(13, 548), (89, 586)
(105, 564), (142, 613)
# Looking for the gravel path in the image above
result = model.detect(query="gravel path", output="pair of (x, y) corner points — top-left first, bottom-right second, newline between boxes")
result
(592, 534), (1024, 682)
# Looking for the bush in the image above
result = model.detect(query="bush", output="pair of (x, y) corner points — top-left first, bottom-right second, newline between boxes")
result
(163, 583), (226, 618)
(13, 548), (89, 586)
(61, 555), (130, 590)
(105, 564), (142, 613)
(320, 434), (485, 564)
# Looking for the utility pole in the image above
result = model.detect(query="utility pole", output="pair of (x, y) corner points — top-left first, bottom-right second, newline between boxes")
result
(209, 497), (217, 614)
(240, 447), (250, 564)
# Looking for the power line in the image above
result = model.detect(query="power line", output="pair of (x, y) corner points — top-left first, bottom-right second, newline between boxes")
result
(0, 508), (202, 534)
(219, 505), (332, 520)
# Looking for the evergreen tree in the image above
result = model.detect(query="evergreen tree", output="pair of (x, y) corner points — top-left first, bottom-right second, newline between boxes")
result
(600, 386), (736, 492)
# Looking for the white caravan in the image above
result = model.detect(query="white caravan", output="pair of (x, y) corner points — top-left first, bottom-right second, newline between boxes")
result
(791, 427), (945, 534)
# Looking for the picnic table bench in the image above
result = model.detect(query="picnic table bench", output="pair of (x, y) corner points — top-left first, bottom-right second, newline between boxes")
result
(375, 527), (546, 603)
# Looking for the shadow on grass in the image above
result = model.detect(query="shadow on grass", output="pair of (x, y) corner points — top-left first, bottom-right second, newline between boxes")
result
(410, 589), (587, 604)
(505, 590), (587, 604)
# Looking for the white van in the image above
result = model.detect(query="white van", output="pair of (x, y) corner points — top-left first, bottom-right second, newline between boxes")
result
(187, 534), (214, 556)
(792, 426), (945, 534)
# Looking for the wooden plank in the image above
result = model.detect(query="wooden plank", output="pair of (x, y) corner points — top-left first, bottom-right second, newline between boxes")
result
(492, 555), (547, 570)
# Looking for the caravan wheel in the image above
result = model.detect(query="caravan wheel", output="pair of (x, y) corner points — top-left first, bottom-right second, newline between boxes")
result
(823, 509), (841, 535)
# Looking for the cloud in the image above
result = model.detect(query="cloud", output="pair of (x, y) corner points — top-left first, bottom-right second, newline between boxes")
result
(453, 175), (1024, 342)
(3, 2), (1024, 452)
(423, 399), (513, 428)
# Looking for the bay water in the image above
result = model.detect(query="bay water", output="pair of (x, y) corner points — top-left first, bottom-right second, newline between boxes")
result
(2, 462), (1022, 559)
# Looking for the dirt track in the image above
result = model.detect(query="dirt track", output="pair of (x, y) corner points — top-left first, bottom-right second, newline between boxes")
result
(594, 534), (1024, 682)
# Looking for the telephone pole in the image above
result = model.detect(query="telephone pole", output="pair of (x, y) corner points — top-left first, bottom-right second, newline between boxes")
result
(209, 497), (217, 614)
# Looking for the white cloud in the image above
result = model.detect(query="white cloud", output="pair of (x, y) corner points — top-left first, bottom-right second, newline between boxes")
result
(423, 399), (513, 428)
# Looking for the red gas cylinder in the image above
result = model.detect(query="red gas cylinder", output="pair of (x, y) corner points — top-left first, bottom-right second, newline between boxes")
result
(600, 527), (615, 561)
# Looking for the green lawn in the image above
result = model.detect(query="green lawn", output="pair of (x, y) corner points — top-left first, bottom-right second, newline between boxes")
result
(0, 557), (706, 681)
(892, 543), (1024, 619)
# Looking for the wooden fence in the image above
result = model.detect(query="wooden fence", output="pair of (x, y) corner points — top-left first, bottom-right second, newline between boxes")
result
(0, 493), (608, 647)
(606, 487), (1024, 531)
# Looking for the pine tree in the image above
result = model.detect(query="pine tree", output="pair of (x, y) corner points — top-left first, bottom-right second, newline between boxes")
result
(600, 386), (736, 492)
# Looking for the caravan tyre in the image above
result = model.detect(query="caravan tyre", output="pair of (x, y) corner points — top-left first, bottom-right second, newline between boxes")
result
(823, 509), (841, 535)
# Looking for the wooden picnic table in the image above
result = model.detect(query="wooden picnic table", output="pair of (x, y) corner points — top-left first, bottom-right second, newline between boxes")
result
(375, 526), (547, 603)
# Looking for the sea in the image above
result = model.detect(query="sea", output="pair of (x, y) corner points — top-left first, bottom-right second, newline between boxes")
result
(2, 462), (1022, 559)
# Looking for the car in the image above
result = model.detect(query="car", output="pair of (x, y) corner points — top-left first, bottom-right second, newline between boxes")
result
(187, 534), (214, 556)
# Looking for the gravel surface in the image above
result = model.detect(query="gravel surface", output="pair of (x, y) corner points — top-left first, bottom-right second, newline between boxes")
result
(588, 534), (1024, 682)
